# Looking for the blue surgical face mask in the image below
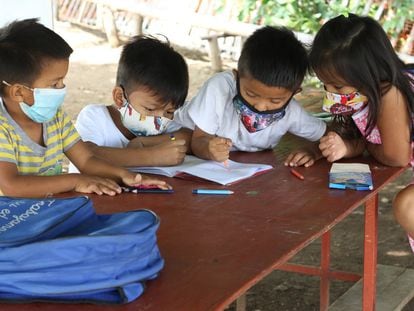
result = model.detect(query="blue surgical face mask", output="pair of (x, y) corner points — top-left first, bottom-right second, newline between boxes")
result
(20, 87), (67, 123)
(2, 81), (66, 123)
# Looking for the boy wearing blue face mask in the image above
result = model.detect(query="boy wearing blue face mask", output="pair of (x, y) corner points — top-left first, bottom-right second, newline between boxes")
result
(174, 26), (326, 167)
(69, 35), (191, 172)
(0, 19), (169, 197)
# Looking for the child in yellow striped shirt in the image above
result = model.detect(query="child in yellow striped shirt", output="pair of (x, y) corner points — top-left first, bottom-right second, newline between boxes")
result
(0, 19), (169, 197)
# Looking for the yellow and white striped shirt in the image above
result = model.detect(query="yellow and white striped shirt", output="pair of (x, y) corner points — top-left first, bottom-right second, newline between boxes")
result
(0, 99), (80, 176)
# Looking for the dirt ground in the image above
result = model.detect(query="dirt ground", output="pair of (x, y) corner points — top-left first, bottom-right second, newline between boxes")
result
(56, 21), (414, 310)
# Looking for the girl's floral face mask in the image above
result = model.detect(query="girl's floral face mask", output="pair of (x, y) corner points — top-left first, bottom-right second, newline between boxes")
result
(323, 90), (368, 115)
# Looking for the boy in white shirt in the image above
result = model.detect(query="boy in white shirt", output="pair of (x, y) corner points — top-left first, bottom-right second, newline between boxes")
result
(70, 36), (191, 173)
(174, 26), (327, 167)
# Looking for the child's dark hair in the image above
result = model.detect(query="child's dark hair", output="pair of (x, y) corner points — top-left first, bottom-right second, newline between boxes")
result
(0, 18), (73, 96)
(116, 35), (189, 109)
(309, 14), (414, 139)
(238, 26), (308, 91)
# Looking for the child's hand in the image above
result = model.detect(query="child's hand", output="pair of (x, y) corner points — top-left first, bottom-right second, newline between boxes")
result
(207, 137), (232, 162)
(319, 131), (347, 162)
(150, 140), (187, 166)
(284, 150), (317, 167)
(74, 175), (122, 196)
(121, 171), (171, 190)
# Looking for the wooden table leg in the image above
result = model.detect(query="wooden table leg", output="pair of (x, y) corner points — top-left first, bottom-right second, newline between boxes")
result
(236, 294), (246, 311)
(363, 194), (378, 311)
(320, 230), (331, 311)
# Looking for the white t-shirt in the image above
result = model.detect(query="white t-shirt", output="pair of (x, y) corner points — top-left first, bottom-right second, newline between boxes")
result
(174, 71), (327, 152)
(68, 104), (181, 173)
(75, 104), (130, 148)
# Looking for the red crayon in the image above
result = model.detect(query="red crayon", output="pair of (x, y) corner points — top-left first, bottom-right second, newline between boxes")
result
(290, 168), (304, 180)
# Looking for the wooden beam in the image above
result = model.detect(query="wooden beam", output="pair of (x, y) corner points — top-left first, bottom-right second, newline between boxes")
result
(94, 0), (313, 45)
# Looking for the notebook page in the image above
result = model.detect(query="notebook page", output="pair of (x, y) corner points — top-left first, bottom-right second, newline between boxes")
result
(181, 160), (273, 185)
(128, 155), (207, 177)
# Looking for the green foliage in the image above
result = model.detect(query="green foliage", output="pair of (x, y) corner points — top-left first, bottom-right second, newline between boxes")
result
(222, 0), (414, 37)
(381, 0), (414, 36)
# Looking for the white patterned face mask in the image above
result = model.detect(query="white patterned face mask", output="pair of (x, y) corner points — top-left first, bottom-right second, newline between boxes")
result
(118, 85), (172, 136)
(118, 101), (171, 136)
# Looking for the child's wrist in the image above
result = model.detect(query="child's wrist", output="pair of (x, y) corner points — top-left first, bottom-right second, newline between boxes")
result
(127, 137), (144, 148)
(343, 139), (366, 157)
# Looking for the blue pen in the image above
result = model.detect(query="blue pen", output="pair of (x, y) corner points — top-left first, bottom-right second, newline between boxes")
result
(192, 189), (234, 195)
(329, 183), (373, 191)
(348, 184), (373, 191)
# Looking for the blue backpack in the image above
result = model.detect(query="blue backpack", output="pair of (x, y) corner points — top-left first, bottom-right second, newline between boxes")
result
(0, 196), (164, 304)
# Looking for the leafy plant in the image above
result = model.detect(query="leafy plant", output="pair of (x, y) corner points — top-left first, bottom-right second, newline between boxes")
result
(381, 0), (414, 38)
(217, 0), (413, 39)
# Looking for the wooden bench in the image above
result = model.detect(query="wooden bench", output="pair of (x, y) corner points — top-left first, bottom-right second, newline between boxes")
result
(57, 0), (314, 71)
(330, 264), (414, 311)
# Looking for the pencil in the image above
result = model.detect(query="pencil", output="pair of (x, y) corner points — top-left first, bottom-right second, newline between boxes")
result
(290, 168), (304, 180)
(122, 186), (174, 194)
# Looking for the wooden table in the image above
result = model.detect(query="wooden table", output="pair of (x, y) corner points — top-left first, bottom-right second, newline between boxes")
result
(3, 141), (406, 311)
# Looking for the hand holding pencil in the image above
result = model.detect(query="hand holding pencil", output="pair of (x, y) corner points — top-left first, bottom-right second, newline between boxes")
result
(207, 136), (232, 163)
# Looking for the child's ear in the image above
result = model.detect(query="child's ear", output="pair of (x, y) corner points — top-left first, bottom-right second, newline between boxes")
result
(112, 86), (125, 108)
(4, 84), (26, 102)
(295, 87), (302, 95)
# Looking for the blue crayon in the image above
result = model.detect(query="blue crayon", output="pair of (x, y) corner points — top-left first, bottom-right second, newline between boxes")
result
(192, 189), (234, 195)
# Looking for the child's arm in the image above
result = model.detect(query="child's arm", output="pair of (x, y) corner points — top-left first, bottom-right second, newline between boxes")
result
(191, 126), (232, 162)
(129, 128), (192, 151)
(0, 141), (170, 197)
(67, 140), (170, 187)
(0, 161), (122, 197)
(85, 139), (187, 167)
(366, 86), (411, 167)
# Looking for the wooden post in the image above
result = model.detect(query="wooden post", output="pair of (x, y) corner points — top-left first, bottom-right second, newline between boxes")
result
(133, 14), (144, 36)
(102, 6), (120, 47)
(206, 35), (223, 72)
(235, 294), (246, 311)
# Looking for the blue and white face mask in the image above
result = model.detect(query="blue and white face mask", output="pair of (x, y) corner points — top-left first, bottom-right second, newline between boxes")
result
(2, 80), (66, 123)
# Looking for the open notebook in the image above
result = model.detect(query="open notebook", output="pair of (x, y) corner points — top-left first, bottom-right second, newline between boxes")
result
(129, 155), (273, 185)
